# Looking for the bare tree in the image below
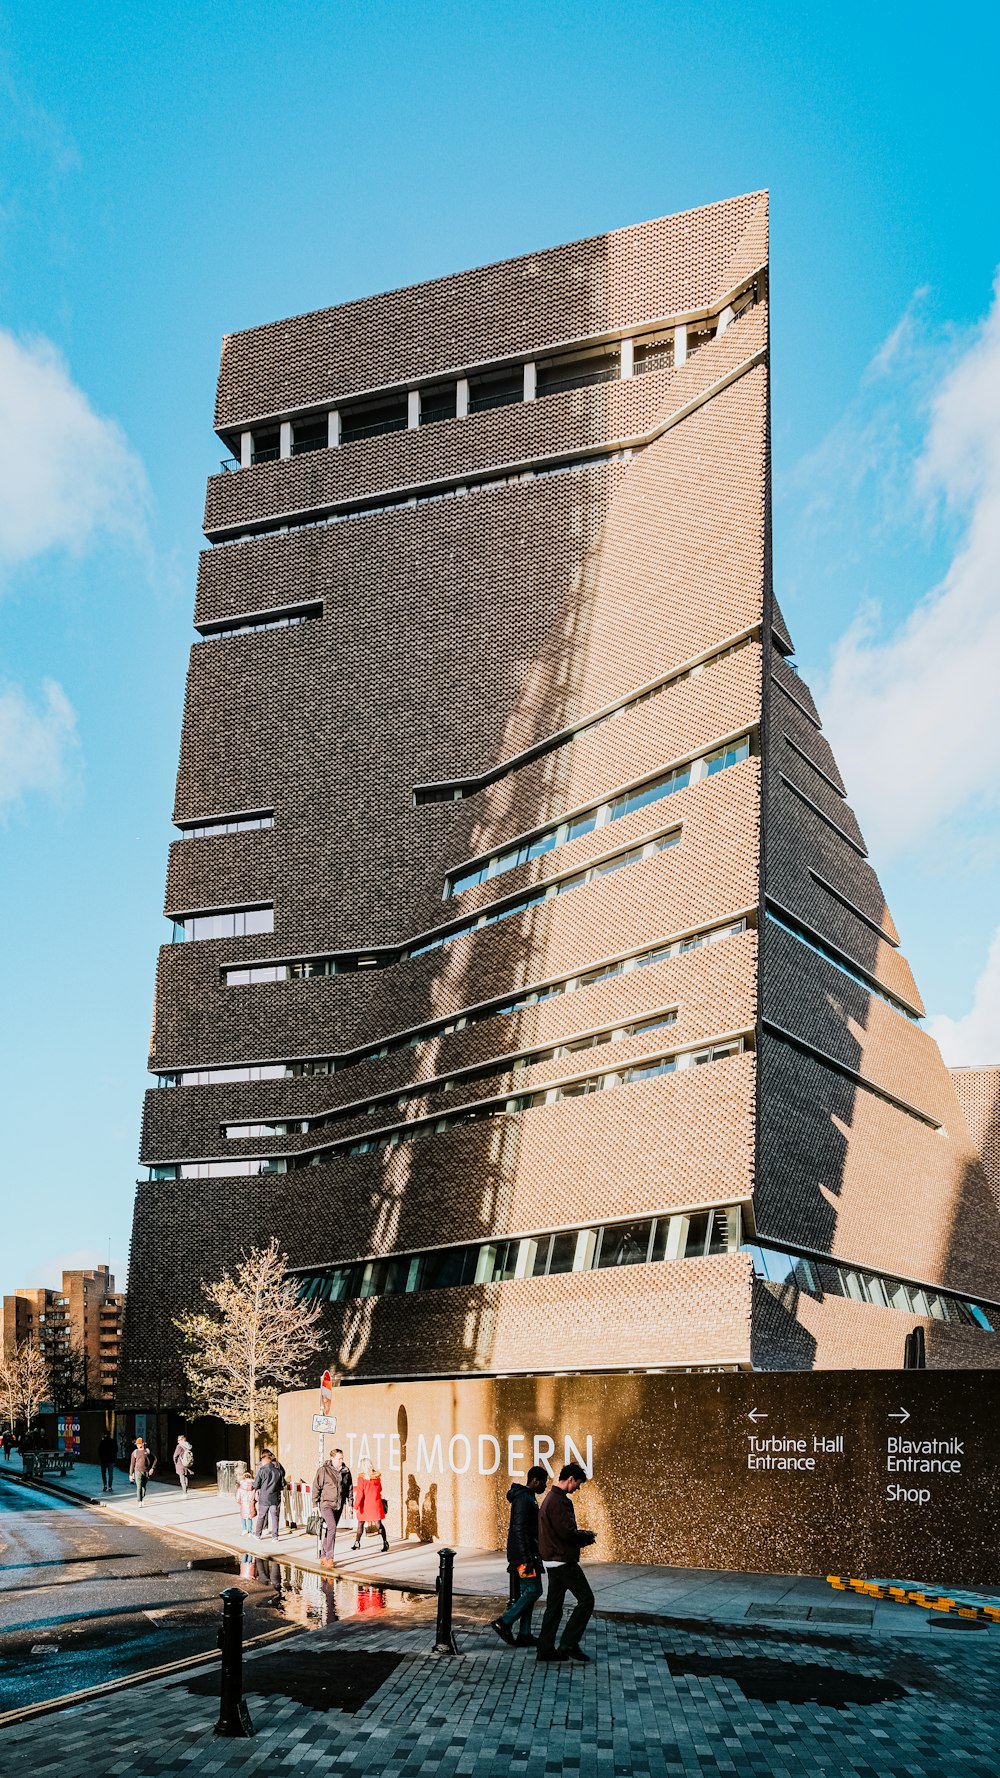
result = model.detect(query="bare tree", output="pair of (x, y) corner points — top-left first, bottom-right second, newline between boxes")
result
(50, 1341), (89, 1413)
(0, 1341), (52, 1434)
(174, 1239), (324, 1464)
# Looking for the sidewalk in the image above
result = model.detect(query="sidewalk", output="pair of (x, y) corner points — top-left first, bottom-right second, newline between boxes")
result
(3, 1453), (961, 1639)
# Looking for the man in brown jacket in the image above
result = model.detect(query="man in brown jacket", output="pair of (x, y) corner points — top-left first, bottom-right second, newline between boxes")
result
(536, 1462), (596, 1662)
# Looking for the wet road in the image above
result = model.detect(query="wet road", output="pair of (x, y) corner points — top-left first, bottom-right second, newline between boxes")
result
(0, 1471), (351, 1712)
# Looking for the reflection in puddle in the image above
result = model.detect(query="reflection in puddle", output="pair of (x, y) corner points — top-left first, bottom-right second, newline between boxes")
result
(231, 1553), (426, 1630)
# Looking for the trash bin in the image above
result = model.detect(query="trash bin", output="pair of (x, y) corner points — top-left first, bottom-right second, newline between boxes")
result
(216, 1459), (248, 1496)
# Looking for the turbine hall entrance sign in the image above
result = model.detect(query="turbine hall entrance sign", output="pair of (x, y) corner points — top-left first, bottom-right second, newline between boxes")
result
(279, 1369), (1000, 1583)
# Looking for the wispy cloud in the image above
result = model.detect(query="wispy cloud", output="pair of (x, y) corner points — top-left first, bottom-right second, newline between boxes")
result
(928, 927), (1000, 1067)
(0, 328), (149, 579)
(0, 677), (79, 813)
(815, 272), (1000, 861)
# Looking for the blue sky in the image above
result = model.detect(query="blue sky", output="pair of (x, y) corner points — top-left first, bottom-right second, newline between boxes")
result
(2, 0), (999, 1300)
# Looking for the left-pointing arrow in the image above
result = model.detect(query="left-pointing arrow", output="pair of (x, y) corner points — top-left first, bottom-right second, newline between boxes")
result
(747, 1409), (768, 1423)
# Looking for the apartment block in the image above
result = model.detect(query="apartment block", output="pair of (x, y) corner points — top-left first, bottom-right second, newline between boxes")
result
(118, 194), (1000, 1405)
(3, 1265), (124, 1402)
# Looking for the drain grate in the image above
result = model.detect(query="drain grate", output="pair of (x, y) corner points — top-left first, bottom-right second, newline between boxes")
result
(666, 1652), (906, 1709)
(182, 1647), (406, 1714)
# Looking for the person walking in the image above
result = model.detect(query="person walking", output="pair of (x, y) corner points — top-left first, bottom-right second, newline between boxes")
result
(351, 1459), (389, 1552)
(128, 1436), (157, 1505)
(235, 1472), (257, 1535)
(173, 1432), (194, 1494)
(252, 1448), (286, 1541)
(536, 1463), (596, 1663)
(98, 1430), (117, 1492)
(312, 1446), (354, 1567)
(2, 1431), (13, 1461)
(491, 1465), (548, 1648)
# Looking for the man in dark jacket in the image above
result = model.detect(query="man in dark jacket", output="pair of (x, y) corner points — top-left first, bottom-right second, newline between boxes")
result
(536, 1462), (596, 1662)
(252, 1449), (286, 1541)
(490, 1465), (547, 1648)
(312, 1446), (353, 1565)
(98, 1430), (117, 1493)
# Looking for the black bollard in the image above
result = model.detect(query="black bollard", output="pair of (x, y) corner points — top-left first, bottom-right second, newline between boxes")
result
(215, 1586), (255, 1737)
(434, 1546), (458, 1654)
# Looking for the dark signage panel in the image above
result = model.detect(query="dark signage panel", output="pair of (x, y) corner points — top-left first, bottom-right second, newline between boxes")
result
(285, 1369), (1000, 1584)
(494, 1371), (1000, 1583)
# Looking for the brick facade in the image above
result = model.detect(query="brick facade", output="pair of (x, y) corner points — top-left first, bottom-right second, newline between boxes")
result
(118, 194), (1000, 1409)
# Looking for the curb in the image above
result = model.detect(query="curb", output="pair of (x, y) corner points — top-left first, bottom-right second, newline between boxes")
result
(827, 1575), (1000, 1625)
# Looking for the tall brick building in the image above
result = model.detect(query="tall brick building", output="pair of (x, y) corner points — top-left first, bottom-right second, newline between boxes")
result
(4, 1265), (124, 1403)
(119, 193), (1000, 1408)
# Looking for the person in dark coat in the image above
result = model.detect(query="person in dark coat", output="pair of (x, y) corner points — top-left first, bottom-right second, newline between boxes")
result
(98, 1430), (117, 1492)
(536, 1463), (596, 1662)
(128, 1437), (157, 1505)
(312, 1446), (353, 1565)
(252, 1449), (286, 1540)
(491, 1465), (547, 1648)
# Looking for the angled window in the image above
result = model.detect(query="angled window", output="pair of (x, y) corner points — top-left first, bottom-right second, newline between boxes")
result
(171, 905), (274, 943)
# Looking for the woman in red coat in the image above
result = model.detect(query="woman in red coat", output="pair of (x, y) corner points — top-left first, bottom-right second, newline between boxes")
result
(351, 1460), (389, 1551)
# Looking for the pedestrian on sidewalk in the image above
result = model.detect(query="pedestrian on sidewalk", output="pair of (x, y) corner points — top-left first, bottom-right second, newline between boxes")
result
(252, 1448), (286, 1541)
(313, 1445), (353, 1566)
(129, 1437), (157, 1505)
(536, 1463), (597, 1663)
(173, 1432), (194, 1494)
(491, 1465), (548, 1648)
(351, 1460), (389, 1551)
(98, 1430), (117, 1492)
(235, 1473), (257, 1535)
(2, 1431), (13, 1461)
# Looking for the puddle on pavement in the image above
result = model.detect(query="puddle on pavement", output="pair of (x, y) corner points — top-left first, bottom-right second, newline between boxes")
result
(186, 1550), (430, 1631)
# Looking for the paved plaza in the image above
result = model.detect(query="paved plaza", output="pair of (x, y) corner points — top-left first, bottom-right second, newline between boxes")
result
(3, 1584), (1000, 1777)
(4, 1458), (998, 1775)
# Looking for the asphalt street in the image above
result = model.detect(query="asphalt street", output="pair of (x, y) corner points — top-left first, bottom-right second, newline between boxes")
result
(0, 1470), (303, 1712)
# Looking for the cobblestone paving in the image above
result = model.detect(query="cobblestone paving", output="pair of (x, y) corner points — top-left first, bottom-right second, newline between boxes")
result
(3, 1608), (998, 1777)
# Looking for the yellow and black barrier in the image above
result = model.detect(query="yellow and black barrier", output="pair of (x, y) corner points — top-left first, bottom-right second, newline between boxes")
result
(827, 1575), (1000, 1623)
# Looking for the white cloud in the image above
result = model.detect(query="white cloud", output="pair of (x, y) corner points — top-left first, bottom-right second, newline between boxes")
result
(0, 328), (149, 576)
(0, 677), (79, 811)
(819, 271), (1000, 860)
(928, 927), (1000, 1067)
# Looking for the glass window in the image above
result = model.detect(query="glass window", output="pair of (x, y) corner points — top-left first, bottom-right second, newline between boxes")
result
(291, 415), (328, 455)
(683, 1214), (710, 1258)
(548, 1231), (578, 1275)
(420, 384), (457, 425)
(536, 345), (619, 397)
(532, 1236), (553, 1277)
(339, 395), (408, 443)
(631, 1011), (677, 1035)
(632, 329), (674, 376)
(250, 426), (280, 465)
(649, 1219), (669, 1263)
(687, 318), (718, 354)
(468, 365), (523, 413)
(597, 1221), (653, 1268)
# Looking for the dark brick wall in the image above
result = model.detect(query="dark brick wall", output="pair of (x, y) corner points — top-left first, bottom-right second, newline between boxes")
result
(120, 193), (996, 1408)
(214, 193), (768, 428)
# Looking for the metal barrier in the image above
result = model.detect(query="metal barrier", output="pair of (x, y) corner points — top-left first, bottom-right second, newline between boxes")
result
(434, 1547), (458, 1654)
(215, 1587), (254, 1737)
